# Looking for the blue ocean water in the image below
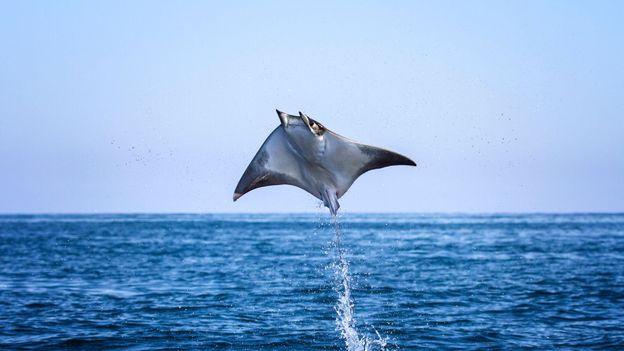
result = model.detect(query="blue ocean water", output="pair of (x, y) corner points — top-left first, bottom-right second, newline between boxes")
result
(0, 213), (623, 350)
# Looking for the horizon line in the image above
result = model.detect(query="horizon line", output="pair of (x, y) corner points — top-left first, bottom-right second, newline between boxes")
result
(1, 211), (623, 216)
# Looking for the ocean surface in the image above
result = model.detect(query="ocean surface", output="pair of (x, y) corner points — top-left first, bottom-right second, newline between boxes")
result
(0, 213), (623, 350)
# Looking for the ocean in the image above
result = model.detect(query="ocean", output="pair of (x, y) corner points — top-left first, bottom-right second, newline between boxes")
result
(0, 213), (622, 350)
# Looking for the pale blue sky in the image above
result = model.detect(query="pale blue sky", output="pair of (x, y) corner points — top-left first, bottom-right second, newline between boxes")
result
(1, 1), (622, 213)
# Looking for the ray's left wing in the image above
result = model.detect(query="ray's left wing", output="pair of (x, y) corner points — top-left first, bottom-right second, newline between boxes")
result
(323, 130), (416, 199)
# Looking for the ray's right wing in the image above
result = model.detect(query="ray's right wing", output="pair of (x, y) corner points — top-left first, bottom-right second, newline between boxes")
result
(233, 127), (307, 201)
(323, 130), (416, 198)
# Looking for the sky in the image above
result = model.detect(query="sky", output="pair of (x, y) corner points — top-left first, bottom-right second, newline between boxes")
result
(0, 1), (622, 213)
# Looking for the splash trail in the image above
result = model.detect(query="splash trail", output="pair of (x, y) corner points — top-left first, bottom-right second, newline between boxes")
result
(332, 216), (387, 351)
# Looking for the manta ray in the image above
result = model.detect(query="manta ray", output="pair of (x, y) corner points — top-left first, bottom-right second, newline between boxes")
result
(233, 110), (416, 215)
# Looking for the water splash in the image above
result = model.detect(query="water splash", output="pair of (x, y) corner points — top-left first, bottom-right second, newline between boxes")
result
(332, 215), (388, 351)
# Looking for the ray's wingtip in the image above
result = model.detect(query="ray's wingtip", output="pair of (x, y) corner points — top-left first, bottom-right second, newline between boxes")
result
(401, 155), (417, 167)
(233, 193), (242, 202)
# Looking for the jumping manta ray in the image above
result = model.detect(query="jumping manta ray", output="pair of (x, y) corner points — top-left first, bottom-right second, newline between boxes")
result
(233, 110), (416, 215)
